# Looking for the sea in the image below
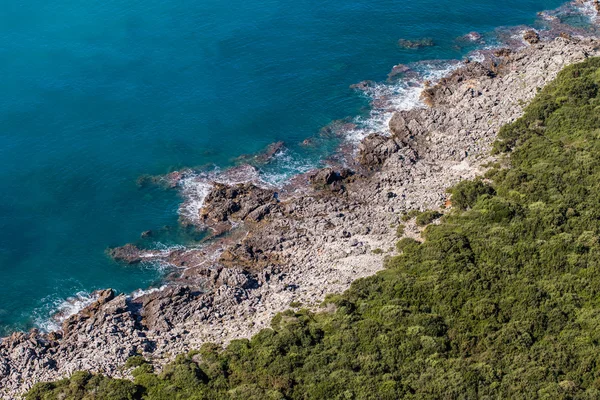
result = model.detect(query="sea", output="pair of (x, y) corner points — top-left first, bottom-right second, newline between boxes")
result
(0, 0), (594, 335)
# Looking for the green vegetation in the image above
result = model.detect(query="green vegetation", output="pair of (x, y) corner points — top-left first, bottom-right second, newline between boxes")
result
(125, 356), (149, 370)
(448, 179), (495, 210)
(396, 224), (406, 237)
(26, 58), (600, 399)
(401, 209), (420, 222)
(26, 372), (140, 400)
(395, 237), (420, 253)
(414, 210), (442, 226)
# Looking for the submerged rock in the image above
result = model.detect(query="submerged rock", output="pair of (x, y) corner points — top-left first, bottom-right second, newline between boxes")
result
(398, 38), (435, 49)
(234, 141), (286, 167)
(108, 244), (144, 264)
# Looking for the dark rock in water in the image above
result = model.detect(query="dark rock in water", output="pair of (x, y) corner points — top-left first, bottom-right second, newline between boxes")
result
(464, 31), (482, 42)
(398, 38), (435, 49)
(141, 230), (153, 239)
(358, 134), (400, 168)
(300, 138), (315, 147)
(136, 170), (190, 189)
(108, 244), (144, 264)
(234, 141), (286, 167)
(523, 30), (540, 44)
(349, 80), (376, 91)
(387, 64), (421, 81)
(200, 183), (277, 230)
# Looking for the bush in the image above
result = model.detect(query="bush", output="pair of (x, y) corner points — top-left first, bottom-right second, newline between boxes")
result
(124, 355), (148, 369)
(415, 210), (442, 226)
(395, 224), (405, 237)
(450, 179), (495, 210)
(395, 237), (421, 253)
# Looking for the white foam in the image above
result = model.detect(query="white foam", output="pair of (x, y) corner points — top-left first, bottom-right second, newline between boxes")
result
(469, 51), (486, 63)
(178, 176), (214, 223)
(131, 285), (167, 299)
(36, 291), (97, 332)
(177, 163), (269, 222)
(346, 61), (459, 143)
(259, 149), (317, 186)
(576, 1), (599, 20)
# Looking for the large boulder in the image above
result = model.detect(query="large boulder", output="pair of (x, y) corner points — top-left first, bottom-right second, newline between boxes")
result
(523, 30), (540, 45)
(389, 109), (428, 142)
(108, 244), (144, 264)
(357, 134), (400, 167)
(200, 183), (277, 228)
(307, 168), (353, 191)
(420, 61), (495, 106)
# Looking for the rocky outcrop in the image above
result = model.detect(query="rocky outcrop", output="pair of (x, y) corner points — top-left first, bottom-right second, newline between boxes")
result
(199, 183), (278, 233)
(524, 30), (541, 44)
(420, 61), (496, 107)
(358, 134), (400, 167)
(108, 243), (145, 264)
(2, 32), (600, 399)
(307, 167), (354, 191)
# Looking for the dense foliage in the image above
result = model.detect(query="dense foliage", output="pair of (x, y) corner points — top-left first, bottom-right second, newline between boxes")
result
(27, 57), (600, 399)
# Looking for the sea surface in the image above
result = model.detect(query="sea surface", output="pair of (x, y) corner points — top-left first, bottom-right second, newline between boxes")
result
(0, 0), (587, 334)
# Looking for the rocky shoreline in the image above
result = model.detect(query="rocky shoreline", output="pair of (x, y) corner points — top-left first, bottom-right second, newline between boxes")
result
(2, 6), (600, 397)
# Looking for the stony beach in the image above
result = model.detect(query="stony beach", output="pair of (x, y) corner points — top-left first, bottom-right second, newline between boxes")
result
(1, 8), (600, 397)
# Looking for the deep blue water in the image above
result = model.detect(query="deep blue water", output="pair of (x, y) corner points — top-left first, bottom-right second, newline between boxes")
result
(0, 0), (572, 334)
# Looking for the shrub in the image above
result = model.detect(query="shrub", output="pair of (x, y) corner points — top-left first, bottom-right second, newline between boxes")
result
(450, 179), (495, 210)
(395, 224), (405, 237)
(415, 210), (442, 226)
(395, 237), (420, 253)
(125, 355), (148, 369)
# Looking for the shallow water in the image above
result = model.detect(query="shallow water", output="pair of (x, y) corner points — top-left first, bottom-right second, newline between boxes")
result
(0, 0), (580, 334)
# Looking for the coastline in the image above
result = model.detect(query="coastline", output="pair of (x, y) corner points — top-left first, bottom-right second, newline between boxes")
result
(2, 3), (600, 397)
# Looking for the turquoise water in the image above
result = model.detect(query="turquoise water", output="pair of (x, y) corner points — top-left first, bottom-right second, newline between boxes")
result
(0, 0), (572, 334)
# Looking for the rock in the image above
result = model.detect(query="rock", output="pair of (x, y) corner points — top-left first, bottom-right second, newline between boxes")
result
(389, 110), (428, 142)
(523, 30), (540, 44)
(308, 168), (353, 191)
(493, 48), (512, 58)
(234, 141), (286, 166)
(108, 244), (144, 264)
(350, 80), (376, 91)
(463, 32), (482, 42)
(62, 289), (116, 335)
(420, 61), (495, 106)
(398, 38), (435, 49)
(358, 134), (400, 167)
(200, 183), (277, 229)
